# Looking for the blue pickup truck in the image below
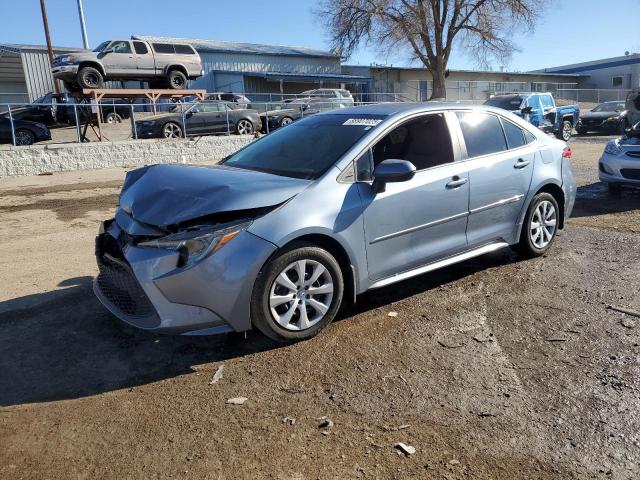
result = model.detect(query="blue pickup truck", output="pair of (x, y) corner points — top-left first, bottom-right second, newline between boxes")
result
(484, 92), (580, 141)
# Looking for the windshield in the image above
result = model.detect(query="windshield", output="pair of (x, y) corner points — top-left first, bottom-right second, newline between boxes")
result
(592, 102), (625, 112)
(93, 41), (110, 52)
(222, 114), (385, 179)
(484, 96), (523, 111)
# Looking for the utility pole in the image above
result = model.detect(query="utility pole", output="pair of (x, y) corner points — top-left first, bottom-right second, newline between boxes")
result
(39, 0), (60, 93)
(76, 0), (89, 49)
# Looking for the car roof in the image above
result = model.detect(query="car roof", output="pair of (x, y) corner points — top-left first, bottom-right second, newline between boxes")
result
(316, 101), (507, 117)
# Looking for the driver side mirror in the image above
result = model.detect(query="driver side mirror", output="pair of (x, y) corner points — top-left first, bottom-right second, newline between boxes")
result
(521, 106), (533, 114)
(372, 159), (416, 193)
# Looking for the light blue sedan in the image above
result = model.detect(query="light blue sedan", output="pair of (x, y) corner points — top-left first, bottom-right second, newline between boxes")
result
(94, 103), (576, 341)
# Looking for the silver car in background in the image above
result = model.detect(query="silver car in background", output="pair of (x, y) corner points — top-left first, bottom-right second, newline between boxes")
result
(94, 103), (576, 342)
(599, 124), (640, 194)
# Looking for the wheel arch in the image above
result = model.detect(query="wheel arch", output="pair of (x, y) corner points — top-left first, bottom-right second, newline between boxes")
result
(527, 182), (566, 230)
(165, 64), (188, 77)
(78, 61), (105, 77)
(261, 233), (357, 305)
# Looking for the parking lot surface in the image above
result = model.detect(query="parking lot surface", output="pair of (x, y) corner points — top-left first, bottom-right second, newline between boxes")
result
(1, 135), (639, 479)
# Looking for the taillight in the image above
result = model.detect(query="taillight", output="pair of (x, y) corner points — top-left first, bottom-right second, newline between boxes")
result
(562, 147), (572, 159)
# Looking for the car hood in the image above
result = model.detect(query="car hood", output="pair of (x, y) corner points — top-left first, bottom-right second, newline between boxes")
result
(119, 163), (311, 227)
(581, 111), (619, 121)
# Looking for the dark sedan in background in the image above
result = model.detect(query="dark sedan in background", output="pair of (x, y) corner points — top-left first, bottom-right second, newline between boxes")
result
(260, 103), (321, 132)
(0, 117), (51, 145)
(136, 101), (262, 138)
(576, 101), (628, 135)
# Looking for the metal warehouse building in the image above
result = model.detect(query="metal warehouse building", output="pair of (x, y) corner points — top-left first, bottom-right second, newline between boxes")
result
(535, 53), (640, 90)
(132, 35), (370, 98)
(0, 43), (85, 103)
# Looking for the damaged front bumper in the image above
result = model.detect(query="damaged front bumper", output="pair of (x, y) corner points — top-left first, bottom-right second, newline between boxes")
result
(94, 213), (277, 335)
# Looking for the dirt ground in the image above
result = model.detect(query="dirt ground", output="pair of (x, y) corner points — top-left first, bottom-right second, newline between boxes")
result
(1, 135), (639, 479)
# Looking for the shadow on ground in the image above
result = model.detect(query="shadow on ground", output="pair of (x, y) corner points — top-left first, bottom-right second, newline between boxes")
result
(0, 248), (519, 407)
(572, 182), (639, 219)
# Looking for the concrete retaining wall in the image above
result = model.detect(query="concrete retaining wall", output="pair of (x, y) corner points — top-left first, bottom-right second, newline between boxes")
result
(0, 136), (255, 177)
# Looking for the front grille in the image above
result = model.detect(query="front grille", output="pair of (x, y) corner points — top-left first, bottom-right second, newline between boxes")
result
(625, 151), (640, 158)
(620, 168), (640, 180)
(95, 234), (159, 322)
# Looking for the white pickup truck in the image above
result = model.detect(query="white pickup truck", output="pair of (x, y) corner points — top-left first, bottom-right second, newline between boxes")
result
(51, 39), (204, 91)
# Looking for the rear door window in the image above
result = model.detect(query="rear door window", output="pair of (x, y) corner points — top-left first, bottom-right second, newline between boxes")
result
(500, 118), (526, 149)
(133, 41), (149, 55)
(456, 112), (507, 158)
(153, 43), (175, 54)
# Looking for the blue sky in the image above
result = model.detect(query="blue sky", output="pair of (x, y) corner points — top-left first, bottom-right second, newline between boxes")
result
(1, 0), (638, 71)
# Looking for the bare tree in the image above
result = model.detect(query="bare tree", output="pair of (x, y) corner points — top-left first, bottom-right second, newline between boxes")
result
(319, 0), (547, 99)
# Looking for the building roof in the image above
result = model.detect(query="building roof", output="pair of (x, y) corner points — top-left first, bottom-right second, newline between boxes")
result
(245, 71), (370, 83)
(342, 64), (586, 78)
(0, 43), (87, 55)
(532, 53), (640, 74)
(132, 35), (338, 59)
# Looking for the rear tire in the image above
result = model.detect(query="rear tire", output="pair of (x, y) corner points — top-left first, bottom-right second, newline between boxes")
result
(167, 70), (187, 90)
(77, 66), (104, 89)
(279, 117), (294, 127)
(236, 119), (254, 135)
(251, 243), (344, 342)
(515, 193), (560, 257)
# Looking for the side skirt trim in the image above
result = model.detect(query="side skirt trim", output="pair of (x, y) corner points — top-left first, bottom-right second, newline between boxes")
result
(368, 242), (509, 290)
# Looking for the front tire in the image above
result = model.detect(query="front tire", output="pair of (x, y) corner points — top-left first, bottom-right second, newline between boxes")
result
(556, 120), (573, 141)
(516, 193), (560, 257)
(77, 66), (104, 89)
(251, 243), (344, 342)
(162, 122), (183, 139)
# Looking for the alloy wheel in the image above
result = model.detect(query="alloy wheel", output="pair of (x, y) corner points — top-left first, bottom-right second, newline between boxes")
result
(280, 117), (293, 126)
(268, 259), (334, 331)
(562, 121), (572, 141)
(162, 123), (182, 138)
(529, 200), (557, 249)
(237, 120), (253, 135)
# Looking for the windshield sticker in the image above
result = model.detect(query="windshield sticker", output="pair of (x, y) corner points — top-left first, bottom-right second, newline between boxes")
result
(343, 118), (382, 126)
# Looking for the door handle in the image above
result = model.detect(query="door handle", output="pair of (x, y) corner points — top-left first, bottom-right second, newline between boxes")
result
(446, 176), (468, 189)
(514, 158), (530, 169)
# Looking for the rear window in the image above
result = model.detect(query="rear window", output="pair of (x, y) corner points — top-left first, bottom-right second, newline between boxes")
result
(484, 96), (523, 111)
(174, 44), (195, 55)
(152, 43), (175, 54)
(457, 112), (507, 158)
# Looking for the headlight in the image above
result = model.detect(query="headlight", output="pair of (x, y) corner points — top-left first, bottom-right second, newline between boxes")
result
(138, 220), (251, 267)
(604, 140), (621, 156)
(59, 54), (77, 64)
